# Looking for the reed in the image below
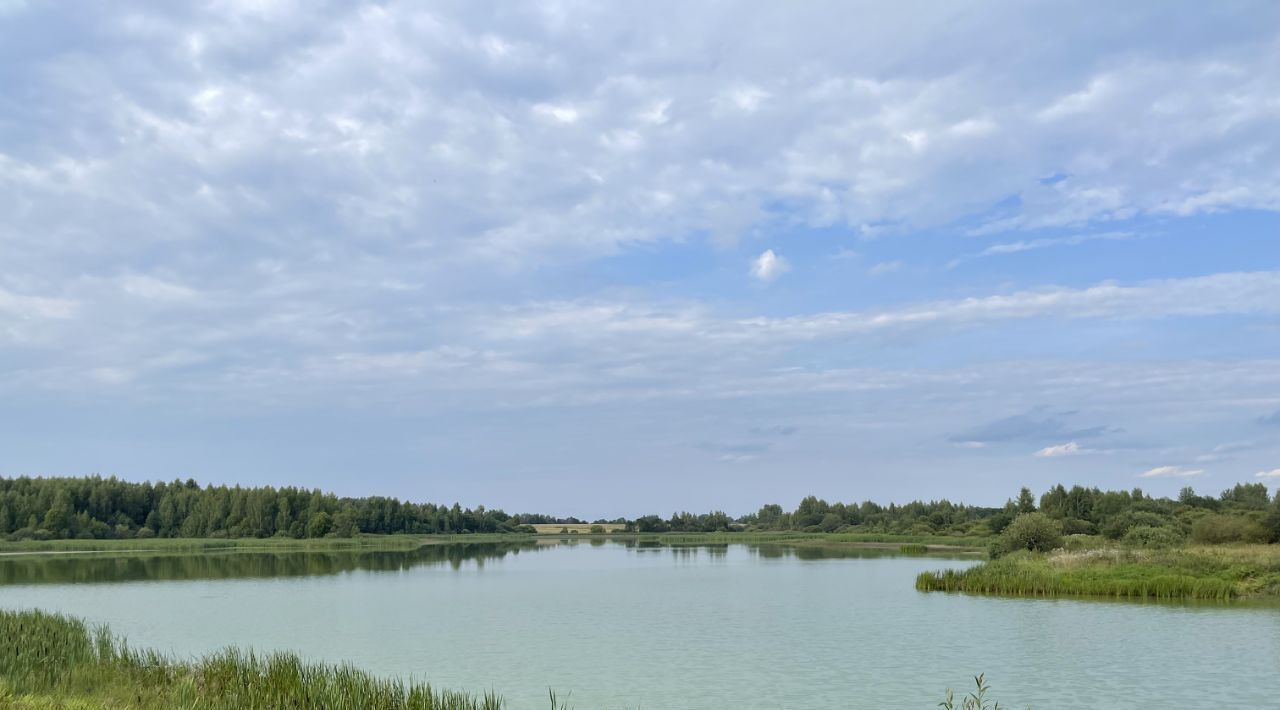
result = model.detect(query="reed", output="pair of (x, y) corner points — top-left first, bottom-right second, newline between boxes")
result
(916, 546), (1280, 600)
(0, 609), (502, 709)
(899, 544), (929, 554)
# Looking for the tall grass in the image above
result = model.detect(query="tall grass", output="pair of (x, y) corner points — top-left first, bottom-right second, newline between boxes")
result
(917, 546), (1280, 601)
(0, 609), (502, 709)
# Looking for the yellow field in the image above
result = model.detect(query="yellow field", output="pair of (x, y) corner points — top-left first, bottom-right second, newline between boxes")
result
(529, 523), (625, 535)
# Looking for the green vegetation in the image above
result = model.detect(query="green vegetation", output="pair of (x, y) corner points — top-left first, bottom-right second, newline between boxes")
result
(0, 609), (501, 709)
(939, 674), (1021, 710)
(0, 476), (559, 541)
(917, 545), (1280, 600)
(988, 512), (1063, 557)
(4, 475), (1277, 550)
(899, 543), (929, 554)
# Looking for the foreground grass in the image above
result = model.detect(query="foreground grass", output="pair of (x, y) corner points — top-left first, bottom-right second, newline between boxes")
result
(917, 545), (1280, 601)
(0, 609), (502, 709)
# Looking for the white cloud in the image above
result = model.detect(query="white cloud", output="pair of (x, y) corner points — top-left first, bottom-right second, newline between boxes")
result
(868, 260), (903, 276)
(1035, 442), (1084, 457)
(1139, 465), (1204, 479)
(1256, 469), (1280, 479)
(750, 249), (790, 283)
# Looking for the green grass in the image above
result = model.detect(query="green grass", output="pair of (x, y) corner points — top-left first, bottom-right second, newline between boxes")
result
(899, 544), (929, 554)
(917, 545), (1280, 601)
(0, 609), (502, 709)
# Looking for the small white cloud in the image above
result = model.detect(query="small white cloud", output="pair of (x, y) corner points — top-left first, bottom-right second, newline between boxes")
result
(1139, 465), (1204, 478)
(722, 85), (769, 113)
(1256, 469), (1280, 479)
(532, 103), (580, 124)
(954, 441), (987, 449)
(750, 249), (790, 282)
(120, 275), (198, 301)
(1035, 442), (1083, 457)
(868, 260), (903, 276)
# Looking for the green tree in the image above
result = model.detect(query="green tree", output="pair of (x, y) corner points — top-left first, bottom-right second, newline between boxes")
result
(993, 513), (1063, 557)
(1265, 493), (1280, 543)
(307, 511), (333, 538)
(43, 489), (74, 536)
(1016, 487), (1036, 514)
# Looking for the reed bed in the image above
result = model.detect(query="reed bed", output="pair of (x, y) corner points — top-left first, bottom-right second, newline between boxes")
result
(898, 544), (929, 554)
(0, 609), (502, 709)
(916, 545), (1280, 601)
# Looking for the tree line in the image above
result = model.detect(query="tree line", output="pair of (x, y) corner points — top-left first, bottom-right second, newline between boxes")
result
(0, 476), (564, 541)
(1, 475), (1277, 543)
(622, 482), (1280, 544)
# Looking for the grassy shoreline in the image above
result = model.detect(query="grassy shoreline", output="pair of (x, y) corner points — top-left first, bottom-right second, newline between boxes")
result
(0, 609), (501, 709)
(917, 545), (1280, 601)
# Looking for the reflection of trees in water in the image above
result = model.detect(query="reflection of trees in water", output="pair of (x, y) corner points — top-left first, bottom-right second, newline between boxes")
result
(0, 542), (547, 586)
(0, 540), (976, 586)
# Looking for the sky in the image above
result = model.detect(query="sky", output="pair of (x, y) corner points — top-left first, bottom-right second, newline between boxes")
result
(1, 1), (1279, 517)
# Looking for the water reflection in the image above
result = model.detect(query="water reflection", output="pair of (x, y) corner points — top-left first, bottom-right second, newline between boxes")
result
(0, 539), (975, 587)
(0, 542), (543, 586)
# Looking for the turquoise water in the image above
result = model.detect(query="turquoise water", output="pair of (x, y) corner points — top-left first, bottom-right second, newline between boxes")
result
(0, 541), (1277, 708)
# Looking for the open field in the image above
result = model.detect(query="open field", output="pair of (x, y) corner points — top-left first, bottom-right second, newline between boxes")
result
(917, 544), (1280, 601)
(529, 523), (626, 534)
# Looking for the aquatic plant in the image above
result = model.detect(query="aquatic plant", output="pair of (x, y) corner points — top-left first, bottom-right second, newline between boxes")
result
(0, 609), (502, 709)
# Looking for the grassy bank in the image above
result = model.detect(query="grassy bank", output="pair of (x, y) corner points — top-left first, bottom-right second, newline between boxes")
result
(917, 545), (1280, 601)
(0, 609), (502, 709)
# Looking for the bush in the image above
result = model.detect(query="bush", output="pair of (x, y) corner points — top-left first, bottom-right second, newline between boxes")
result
(1190, 514), (1268, 544)
(588, 525), (605, 534)
(1122, 525), (1184, 548)
(1101, 510), (1176, 540)
(991, 513), (1062, 558)
(135, 527), (156, 539)
(1061, 518), (1097, 535)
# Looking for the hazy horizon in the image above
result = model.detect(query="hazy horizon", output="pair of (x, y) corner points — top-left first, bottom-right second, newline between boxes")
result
(2, 1), (1278, 517)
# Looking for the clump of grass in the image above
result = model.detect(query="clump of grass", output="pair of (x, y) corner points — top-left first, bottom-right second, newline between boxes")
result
(0, 609), (502, 709)
(917, 545), (1280, 601)
(899, 544), (929, 554)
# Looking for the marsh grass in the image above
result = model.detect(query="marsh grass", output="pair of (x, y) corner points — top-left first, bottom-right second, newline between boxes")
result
(917, 545), (1280, 600)
(0, 609), (502, 709)
(899, 544), (930, 554)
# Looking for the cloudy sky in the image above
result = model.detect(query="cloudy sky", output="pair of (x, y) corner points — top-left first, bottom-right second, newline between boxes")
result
(2, 1), (1279, 516)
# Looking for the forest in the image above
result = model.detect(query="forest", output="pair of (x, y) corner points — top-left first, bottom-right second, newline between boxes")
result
(1, 475), (1277, 544)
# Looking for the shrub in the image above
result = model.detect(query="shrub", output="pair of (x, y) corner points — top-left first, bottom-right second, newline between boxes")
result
(1190, 514), (1268, 544)
(1101, 510), (1176, 540)
(991, 513), (1062, 558)
(135, 527), (156, 539)
(1061, 518), (1097, 535)
(1122, 525), (1184, 548)
(588, 525), (605, 534)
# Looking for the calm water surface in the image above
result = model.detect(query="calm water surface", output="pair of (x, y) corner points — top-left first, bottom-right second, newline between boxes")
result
(1, 541), (1277, 709)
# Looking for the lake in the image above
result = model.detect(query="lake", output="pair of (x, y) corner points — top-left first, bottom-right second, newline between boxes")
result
(1, 540), (1277, 708)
